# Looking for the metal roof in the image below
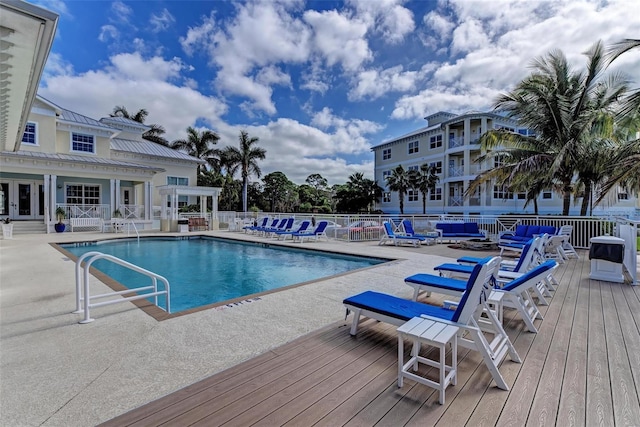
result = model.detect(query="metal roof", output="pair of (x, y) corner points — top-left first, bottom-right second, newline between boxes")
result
(59, 108), (116, 131)
(100, 116), (151, 130)
(1, 150), (163, 171)
(111, 138), (205, 163)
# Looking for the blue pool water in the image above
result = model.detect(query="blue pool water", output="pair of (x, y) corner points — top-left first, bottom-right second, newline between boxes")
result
(62, 237), (385, 313)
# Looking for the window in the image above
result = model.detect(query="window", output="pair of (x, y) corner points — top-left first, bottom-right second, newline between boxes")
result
(493, 185), (514, 199)
(494, 155), (507, 168)
(408, 141), (419, 154)
(407, 165), (419, 172)
(71, 133), (95, 153)
(408, 189), (418, 202)
(383, 192), (391, 203)
(618, 192), (629, 200)
(66, 184), (100, 205)
(429, 187), (442, 201)
(382, 148), (391, 160)
(167, 176), (189, 186)
(429, 135), (442, 149)
(382, 170), (391, 184)
(22, 122), (37, 145)
(542, 191), (552, 200)
(517, 192), (526, 200)
(494, 125), (515, 132)
(429, 161), (442, 174)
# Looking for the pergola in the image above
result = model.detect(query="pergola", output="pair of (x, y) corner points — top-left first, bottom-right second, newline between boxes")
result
(157, 185), (222, 230)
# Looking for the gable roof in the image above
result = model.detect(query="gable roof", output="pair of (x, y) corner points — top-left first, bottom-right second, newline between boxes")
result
(111, 138), (205, 163)
(59, 108), (116, 131)
(100, 116), (151, 132)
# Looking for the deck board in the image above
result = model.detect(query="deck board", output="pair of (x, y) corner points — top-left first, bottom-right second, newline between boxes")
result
(100, 251), (640, 427)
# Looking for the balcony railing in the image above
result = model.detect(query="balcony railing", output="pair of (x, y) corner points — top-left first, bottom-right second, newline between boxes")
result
(448, 138), (463, 149)
(448, 196), (464, 206)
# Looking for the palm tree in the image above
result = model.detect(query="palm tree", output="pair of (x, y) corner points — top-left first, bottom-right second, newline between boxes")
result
(469, 41), (630, 215)
(223, 131), (266, 212)
(385, 165), (412, 214)
(412, 163), (439, 214)
(607, 39), (640, 117)
(110, 105), (169, 146)
(170, 127), (220, 175)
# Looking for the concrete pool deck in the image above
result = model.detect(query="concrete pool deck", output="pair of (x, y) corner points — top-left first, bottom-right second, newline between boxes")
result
(1, 230), (492, 426)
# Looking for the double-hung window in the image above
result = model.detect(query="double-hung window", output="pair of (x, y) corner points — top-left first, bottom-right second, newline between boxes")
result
(382, 148), (391, 160)
(66, 184), (100, 205)
(408, 189), (418, 202)
(429, 187), (442, 201)
(493, 185), (514, 199)
(429, 161), (442, 174)
(408, 141), (419, 154)
(22, 122), (37, 145)
(71, 133), (95, 153)
(383, 192), (391, 203)
(429, 135), (442, 149)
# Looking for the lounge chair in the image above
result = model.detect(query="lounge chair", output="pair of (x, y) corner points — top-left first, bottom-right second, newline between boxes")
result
(401, 219), (439, 244)
(558, 225), (579, 259)
(343, 256), (521, 391)
(255, 218), (280, 235)
(379, 222), (426, 247)
(493, 260), (559, 333)
(275, 220), (310, 240)
(244, 217), (268, 233)
(292, 220), (328, 242)
(264, 217), (294, 237)
(434, 238), (540, 281)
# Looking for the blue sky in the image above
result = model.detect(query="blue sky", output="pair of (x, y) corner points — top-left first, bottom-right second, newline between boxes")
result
(34, 0), (640, 185)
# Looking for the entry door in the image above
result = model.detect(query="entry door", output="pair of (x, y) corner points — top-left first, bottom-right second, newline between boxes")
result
(8, 181), (44, 220)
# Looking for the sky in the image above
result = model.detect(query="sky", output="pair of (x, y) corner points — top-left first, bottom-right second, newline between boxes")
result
(33, 0), (640, 186)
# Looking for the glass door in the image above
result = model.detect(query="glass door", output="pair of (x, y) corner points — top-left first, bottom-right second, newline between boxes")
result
(8, 181), (44, 220)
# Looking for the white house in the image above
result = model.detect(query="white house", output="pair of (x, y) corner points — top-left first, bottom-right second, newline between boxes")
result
(0, 0), (221, 233)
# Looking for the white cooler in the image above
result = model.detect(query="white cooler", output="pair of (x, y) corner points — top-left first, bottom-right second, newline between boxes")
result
(589, 236), (625, 283)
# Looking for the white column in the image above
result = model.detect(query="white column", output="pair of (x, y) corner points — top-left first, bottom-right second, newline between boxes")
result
(161, 194), (167, 219)
(50, 175), (57, 224)
(144, 181), (152, 220)
(44, 175), (51, 233)
(464, 119), (471, 145)
(110, 179), (116, 217)
(114, 179), (121, 213)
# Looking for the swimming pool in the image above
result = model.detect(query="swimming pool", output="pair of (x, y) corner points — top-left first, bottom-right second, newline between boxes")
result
(61, 237), (386, 314)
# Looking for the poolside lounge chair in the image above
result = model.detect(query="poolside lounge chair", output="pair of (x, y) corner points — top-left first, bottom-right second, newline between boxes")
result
(343, 256), (521, 391)
(255, 218), (280, 235)
(244, 217), (268, 233)
(379, 222), (426, 247)
(264, 217), (294, 237)
(401, 219), (439, 244)
(275, 220), (310, 240)
(292, 220), (328, 242)
(558, 225), (579, 259)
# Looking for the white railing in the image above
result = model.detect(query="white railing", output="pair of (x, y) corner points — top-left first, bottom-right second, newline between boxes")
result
(119, 205), (144, 219)
(229, 212), (621, 247)
(615, 217), (639, 285)
(57, 204), (110, 221)
(74, 251), (170, 323)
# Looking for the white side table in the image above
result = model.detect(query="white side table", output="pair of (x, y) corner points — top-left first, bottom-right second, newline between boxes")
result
(397, 316), (459, 404)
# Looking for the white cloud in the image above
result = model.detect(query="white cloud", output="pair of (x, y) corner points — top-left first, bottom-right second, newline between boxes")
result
(180, 12), (217, 56)
(349, 64), (434, 100)
(98, 25), (118, 43)
(110, 0), (133, 25)
(304, 9), (371, 72)
(149, 8), (175, 33)
(348, 0), (415, 44)
(40, 54), (227, 141)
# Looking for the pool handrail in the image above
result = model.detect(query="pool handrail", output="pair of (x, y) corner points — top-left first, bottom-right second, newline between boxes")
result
(74, 251), (170, 323)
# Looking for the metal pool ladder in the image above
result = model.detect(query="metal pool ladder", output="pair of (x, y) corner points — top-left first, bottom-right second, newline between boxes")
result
(74, 251), (170, 323)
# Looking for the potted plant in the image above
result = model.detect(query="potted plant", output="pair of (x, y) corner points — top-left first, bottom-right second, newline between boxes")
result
(113, 209), (122, 218)
(2, 217), (13, 239)
(55, 207), (66, 233)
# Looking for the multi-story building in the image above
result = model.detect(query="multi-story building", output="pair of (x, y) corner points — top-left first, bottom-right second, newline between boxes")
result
(0, 0), (220, 233)
(373, 111), (638, 216)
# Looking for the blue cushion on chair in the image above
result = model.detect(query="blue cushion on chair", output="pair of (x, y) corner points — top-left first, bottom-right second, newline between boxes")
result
(404, 273), (468, 292)
(527, 225), (541, 236)
(464, 222), (480, 234)
(539, 226), (556, 235)
(450, 223), (465, 233)
(436, 223), (451, 233)
(343, 291), (455, 322)
(515, 225), (528, 237)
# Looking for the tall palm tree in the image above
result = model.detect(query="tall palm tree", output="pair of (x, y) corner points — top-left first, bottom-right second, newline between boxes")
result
(412, 163), (439, 214)
(223, 131), (266, 212)
(170, 127), (220, 175)
(385, 165), (412, 214)
(469, 41), (630, 215)
(110, 105), (169, 146)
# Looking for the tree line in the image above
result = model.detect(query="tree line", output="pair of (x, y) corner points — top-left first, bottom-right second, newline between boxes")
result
(109, 106), (381, 213)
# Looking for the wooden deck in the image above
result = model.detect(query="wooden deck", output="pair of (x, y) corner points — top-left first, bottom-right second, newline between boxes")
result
(101, 253), (640, 426)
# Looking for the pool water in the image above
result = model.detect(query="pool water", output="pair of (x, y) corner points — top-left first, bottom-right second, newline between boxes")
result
(62, 237), (385, 313)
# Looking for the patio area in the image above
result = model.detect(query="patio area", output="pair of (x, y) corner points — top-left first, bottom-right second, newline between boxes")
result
(99, 248), (640, 426)
(1, 230), (639, 426)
